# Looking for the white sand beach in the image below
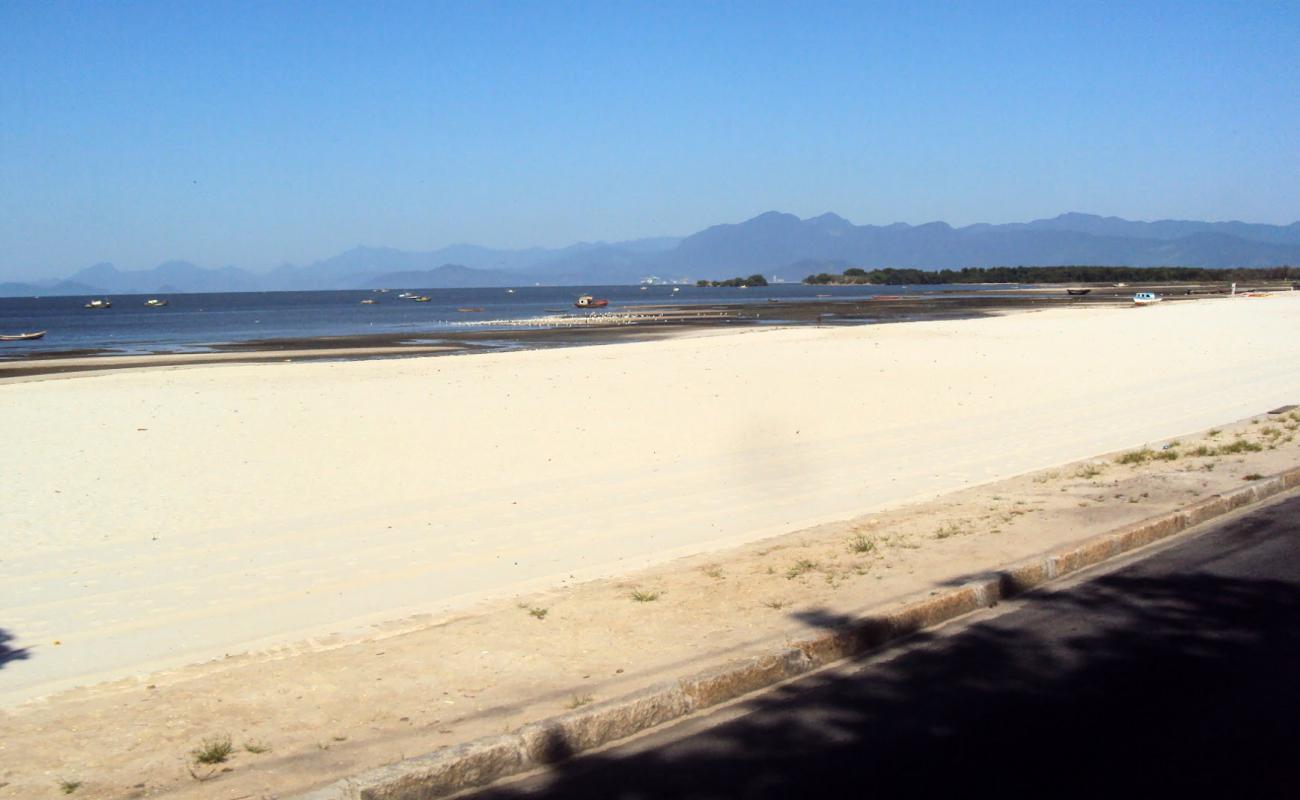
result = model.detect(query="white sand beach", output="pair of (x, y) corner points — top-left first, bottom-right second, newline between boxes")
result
(2, 293), (1298, 706)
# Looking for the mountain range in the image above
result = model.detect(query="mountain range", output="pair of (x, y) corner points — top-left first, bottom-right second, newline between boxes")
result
(4, 212), (1299, 296)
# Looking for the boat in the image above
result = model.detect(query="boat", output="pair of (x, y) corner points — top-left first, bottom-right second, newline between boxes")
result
(575, 295), (609, 308)
(413, 296), (432, 302)
(83, 299), (111, 309)
(360, 298), (377, 304)
(1133, 292), (1162, 306)
(397, 291), (418, 299)
(144, 298), (168, 307)
(0, 330), (45, 341)
(457, 307), (485, 312)
(1066, 288), (1091, 296)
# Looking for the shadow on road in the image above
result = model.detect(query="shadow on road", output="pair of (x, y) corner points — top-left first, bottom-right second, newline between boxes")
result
(471, 566), (1300, 798)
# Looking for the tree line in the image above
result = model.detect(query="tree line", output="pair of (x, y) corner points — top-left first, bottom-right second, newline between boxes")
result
(804, 266), (1300, 285)
(697, 274), (770, 287)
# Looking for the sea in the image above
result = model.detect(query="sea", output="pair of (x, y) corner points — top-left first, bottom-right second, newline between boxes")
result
(0, 283), (1006, 356)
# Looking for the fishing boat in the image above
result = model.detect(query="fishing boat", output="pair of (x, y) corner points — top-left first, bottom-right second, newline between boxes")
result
(1066, 288), (1091, 296)
(144, 298), (168, 307)
(397, 291), (418, 299)
(575, 295), (609, 308)
(83, 299), (111, 309)
(457, 307), (485, 312)
(1133, 292), (1162, 306)
(413, 296), (432, 302)
(0, 330), (45, 341)
(360, 298), (377, 304)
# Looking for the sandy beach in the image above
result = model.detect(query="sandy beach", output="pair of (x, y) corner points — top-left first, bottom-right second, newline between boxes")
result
(2, 294), (1299, 709)
(0, 292), (1298, 798)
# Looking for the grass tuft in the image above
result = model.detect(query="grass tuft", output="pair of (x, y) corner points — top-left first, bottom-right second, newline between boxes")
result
(1244, 473), (1264, 481)
(527, 606), (549, 619)
(59, 780), (82, 795)
(630, 589), (660, 602)
(1116, 448), (1155, 465)
(191, 735), (234, 765)
(847, 534), (876, 554)
(785, 559), (818, 579)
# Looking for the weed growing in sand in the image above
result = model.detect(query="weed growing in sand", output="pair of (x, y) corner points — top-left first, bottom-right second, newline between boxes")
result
(934, 522), (966, 539)
(630, 589), (660, 602)
(527, 606), (549, 619)
(1244, 473), (1264, 481)
(1207, 429), (1222, 437)
(1033, 470), (1060, 484)
(59, 780), (82, 795)
(848, 534), (876, 554)
(567, 694), (594, 709)
(1154, 449), (1179, 461)
(1217, 440), (1263, 455)
(702, 565), (725, 580)
(1074, 463), (1104, 479)
(763, 599), (789, 610)
(243, 740), (271, 754)
(1188, 445), (1214, 457)
(785, 559), (818, 579)
(1116, 448), (1155, 465)
(191, 735), (233, 765)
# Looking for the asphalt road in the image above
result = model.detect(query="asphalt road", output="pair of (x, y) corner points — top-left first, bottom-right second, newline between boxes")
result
(469, 492), (1300, 799)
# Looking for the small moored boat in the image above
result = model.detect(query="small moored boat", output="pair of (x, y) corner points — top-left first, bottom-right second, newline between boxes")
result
(575, 295), (609, 308)
(84, 298), (111, 309)
(412, 295), (432, 302)
(144, 298), (168, 307)
(1066, 288), (1091, 296)
(360, 298), (377, 304)
(457, 307), (485, 313)
(1133, 292), (1162, 306)
(0, 330), (46, 341)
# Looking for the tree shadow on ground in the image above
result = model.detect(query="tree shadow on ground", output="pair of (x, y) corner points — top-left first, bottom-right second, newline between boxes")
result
(470, 549), (1300, 798)
(0, 628), (30, 669)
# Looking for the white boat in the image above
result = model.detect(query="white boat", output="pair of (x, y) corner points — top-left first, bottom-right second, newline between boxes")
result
(0, 330), (45, 341)
(1133, 292), (1162, 306)
(83, 299), (111, 309)
(144, 298), (168, 307)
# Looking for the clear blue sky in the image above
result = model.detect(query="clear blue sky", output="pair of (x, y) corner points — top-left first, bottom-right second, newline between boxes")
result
(2, 1), (1298, 280)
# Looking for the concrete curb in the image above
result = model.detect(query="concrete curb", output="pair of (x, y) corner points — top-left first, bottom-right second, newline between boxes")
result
(297, 466), (1300, 800)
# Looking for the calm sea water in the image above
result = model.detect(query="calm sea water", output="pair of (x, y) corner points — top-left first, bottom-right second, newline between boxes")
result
(0, 283), (1000, 356)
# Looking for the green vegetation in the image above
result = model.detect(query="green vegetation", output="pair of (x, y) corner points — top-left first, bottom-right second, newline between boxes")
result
(848, 534), (876, 554)
(803, 265), (1300, 286)
(697, 274), (769, 288)
(629, 589), (660, 602)
(59, 780), (82, 795)
(527, 606), (549, 619)
(785, 559), (818, 579)
(191, 735), (234, 765)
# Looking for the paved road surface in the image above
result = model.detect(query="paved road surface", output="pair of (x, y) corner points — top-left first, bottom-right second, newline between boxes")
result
(470, 492), (1300, 799)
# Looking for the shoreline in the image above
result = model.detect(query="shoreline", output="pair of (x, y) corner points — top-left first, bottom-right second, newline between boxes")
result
(0, 283), (1261, 380)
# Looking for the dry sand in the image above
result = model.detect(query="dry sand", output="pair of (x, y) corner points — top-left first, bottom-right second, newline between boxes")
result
(3, 294), (1298, 708)
(0, 293), (1296, 797)
(2, 414), (1298, 800)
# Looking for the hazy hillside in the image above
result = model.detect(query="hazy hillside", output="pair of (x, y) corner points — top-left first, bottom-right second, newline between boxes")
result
(5, 212), (1297, 296)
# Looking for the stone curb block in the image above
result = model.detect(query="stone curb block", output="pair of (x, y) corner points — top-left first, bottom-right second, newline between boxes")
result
(518, 684), (692, 766)
(295, 465), (1300, 800)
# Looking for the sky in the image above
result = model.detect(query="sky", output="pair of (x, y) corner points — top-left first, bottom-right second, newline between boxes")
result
(2, 1), (1298, 281)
